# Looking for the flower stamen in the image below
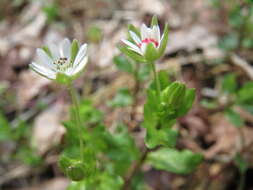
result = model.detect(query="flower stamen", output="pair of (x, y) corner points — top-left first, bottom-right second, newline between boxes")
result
(53, 57), (70, 72)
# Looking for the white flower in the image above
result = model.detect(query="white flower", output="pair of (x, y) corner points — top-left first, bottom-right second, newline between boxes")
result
(122, 24), (162, 56)
(30, 38), (88, 81)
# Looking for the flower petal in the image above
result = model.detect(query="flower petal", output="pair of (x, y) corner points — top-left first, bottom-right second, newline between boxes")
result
(48, 44), (60, 60)
(30, 62), (56, 80)
(73, 43), (87, 67)
(141, 24), (148, 40)
(152, 25), (160, 43)
(121, 39), (142, 55)
(60, 38), (71, 58)
(140, 43), (147, 54)
(129, 31), (141, 44)
(71, 56), (88, 76)
(36, 48), (56, 70)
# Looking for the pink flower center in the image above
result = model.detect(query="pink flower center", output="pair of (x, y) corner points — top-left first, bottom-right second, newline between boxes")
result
(138, 38), (159, 48)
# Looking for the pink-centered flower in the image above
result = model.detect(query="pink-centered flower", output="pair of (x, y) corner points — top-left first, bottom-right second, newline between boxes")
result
(122, 24), (162, 56)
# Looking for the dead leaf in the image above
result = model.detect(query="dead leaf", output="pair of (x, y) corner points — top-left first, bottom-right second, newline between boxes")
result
(17, 70), (50, 108)
(32, 102), (66, 155)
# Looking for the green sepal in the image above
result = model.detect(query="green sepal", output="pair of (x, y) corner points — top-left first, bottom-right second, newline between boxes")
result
(176, 88), (196, 117)
(158, 23), (169, 57)
(151, 15), (158, 27)
(118, 45), (146, 63)
(42, 46), (53, 58)
(70, 39), (79, 64)
(128, 24), (141, 38)
(162, 82), (186, 110)
(56, 72), (72, 85)
(144, 43), (159, 62)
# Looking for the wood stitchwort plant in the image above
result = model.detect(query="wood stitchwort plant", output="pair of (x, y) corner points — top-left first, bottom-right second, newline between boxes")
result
(30, 16), (203, 190)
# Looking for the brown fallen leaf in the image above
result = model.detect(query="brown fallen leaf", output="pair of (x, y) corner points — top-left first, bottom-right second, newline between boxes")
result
(10, 177), (69, 190)
(17, 70), (50, 109)
(32, 102), (66, 155)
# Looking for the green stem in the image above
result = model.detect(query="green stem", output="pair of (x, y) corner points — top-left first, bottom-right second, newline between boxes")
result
(69, 84), (84, 161)
(238, 171), (245, 190)
(150, 62), (161, 98)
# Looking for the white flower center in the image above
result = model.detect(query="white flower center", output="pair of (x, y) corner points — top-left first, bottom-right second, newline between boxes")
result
(53, 57), (71, 72)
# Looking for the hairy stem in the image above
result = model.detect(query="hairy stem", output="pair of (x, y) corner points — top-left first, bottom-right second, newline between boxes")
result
(69, 84), (84, 161)
(150, 62), (161, 99)
(122, 147), (150, 190)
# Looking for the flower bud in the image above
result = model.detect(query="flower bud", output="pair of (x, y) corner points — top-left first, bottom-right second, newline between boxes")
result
(162, 82), (186, 111)
(65, 161), (85, 181)
(58, 155), (85, 181)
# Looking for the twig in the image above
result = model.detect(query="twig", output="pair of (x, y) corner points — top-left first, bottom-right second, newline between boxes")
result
(230, 54), (253, 80)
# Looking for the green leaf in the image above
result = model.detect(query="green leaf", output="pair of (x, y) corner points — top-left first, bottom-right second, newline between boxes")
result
(137, 63), (151, 81)
(237, 82), (253, 105)
(151, 15), (158, 26)
(108, 88), (133, 107)
(148, 148), (203, 174)
(71, 39), (79, 64)
(158, 24), (169, 57)
(118, 45), (146, 63)
(113, 55), (134, 74)
(42, 3), (59, 23)
(176, 88), (196, 117)
(0, 111), (12, 141)
(103, 124), (139, 175)
(222, 73), (237, 94)
(16, 147), (42, 166)
(87, 25), (103, 43)
(145, 128), (178, 149)
(144, 43), (159, 62)
(225, 108), (244, 128)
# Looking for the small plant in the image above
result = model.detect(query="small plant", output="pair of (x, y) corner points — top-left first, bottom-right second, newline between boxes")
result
(30, 16), (202, 190)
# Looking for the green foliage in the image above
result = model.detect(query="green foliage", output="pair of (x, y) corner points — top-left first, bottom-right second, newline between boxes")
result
(42, 3), (59, 23)
(147, 148), (203, 174)
(113, 55), (134, 74)
(87, 26), (103, 43)
(113, 54), (151, 81)
(144, 75), (196, 150)
(234, 154), (248, 174)
(61, 100), (139, 189)
(225, 108), (244, 128)
(0, 110), (42, 166)
(0, 111), (12, 141)
(145, 127), (178, 149)
(222, 73), (238, 94)
(217, 1), (253, 50)
(59, 156), (86, 181)
(108, 88), (133, 107)
(15, 146), (42, 166)
(237, 82), (253, 105)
